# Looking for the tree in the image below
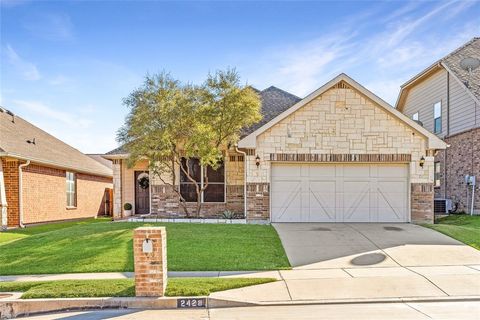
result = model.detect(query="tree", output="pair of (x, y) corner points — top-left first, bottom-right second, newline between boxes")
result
(118, 69), (261, 217)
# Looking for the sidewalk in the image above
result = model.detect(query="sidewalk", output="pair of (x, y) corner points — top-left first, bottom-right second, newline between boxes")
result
(0, 270), (282, 282)
(210, 265), (480, 304)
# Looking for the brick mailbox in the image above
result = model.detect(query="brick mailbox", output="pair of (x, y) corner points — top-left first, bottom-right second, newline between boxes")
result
(133, 227), (167, 297)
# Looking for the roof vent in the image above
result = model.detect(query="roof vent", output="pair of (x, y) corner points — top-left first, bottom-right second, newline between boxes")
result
(460, 57), (480, 88)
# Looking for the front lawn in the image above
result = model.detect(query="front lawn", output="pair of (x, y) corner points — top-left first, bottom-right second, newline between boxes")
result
(0, 220), (290, 275)
(0, 277), (276, 298)
(424, 214), (480, 250)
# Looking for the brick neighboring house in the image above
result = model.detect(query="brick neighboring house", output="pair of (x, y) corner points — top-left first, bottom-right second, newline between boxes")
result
(0, 108), (113, 228)
(396, 37), (480, 214)
(104, 74), (446, 224)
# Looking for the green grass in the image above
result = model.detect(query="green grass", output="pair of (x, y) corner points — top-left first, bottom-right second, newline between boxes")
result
(424, 214), (480, 250)
(0, 220), (290, 275)
(0, 218), (110, 245)
(0, 278), (276, 298)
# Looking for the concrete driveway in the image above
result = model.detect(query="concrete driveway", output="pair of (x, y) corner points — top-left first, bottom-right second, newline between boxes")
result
(210, 223), (480, 304)
(273, 223), (480, 269)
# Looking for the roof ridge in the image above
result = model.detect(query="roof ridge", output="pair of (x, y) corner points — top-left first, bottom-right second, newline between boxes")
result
(262, 85), (302, 100)
(440, 36), (479, 62)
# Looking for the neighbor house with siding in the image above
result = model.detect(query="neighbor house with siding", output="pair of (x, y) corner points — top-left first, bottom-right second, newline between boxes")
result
(105, 74), (446, 224)
(396, 37), (479, 214)
(0, 108), (113, 228)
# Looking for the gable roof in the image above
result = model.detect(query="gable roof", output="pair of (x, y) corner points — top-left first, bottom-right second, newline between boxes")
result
(105, 85), (301, 158)
(238, 73), (447, 150)
(0, 108), (113, 177)
(87, 154), (113, 170)
(396, 37), (480, 111)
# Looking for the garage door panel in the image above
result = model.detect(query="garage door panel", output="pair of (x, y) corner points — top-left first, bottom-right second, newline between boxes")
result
(271, 163), (408, 223)
(308, 181), (336, 222)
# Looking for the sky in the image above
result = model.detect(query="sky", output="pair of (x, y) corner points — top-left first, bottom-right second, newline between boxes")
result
(1, 0), (479, 154)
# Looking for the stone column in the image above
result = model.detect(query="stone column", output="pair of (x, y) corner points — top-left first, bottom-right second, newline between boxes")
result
(133, 227), (167, 297)
(112, 159), (122, 219)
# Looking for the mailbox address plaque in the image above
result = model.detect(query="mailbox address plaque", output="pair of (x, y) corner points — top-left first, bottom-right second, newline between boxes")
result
(177, 298), (206, 308)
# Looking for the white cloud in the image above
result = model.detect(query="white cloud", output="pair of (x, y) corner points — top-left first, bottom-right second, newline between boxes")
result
(48, 74), (71, 86)
(23, 12), (73, 41)
(243, 1), (479, 104)
(12, 100), (92, 129)
(5, 44), (41, 81)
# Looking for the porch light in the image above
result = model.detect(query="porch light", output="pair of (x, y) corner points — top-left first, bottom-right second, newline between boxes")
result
(255, 155), (261, 167)
(419, 156), (425, 168)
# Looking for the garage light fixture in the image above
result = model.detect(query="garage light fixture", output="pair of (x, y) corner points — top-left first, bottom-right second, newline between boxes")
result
(419, 156), (425, 168)
(255, 155), (261, 167)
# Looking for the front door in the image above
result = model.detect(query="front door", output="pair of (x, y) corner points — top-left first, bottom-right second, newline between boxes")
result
(135, 171), (150, 214)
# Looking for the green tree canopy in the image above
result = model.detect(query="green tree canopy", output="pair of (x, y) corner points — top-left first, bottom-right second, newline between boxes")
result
(118, 69), (261, 216)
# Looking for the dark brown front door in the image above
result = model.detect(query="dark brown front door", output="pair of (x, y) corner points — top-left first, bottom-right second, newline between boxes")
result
(135, 171), (150, 214)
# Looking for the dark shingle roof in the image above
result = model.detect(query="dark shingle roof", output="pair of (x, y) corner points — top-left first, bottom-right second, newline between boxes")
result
(442, 37), (480, 102)
(106, 86), (301, 155)
(243, 86), (301, 135)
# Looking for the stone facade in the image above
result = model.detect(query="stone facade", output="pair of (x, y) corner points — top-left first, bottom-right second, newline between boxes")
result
(434, 128), (480, 213)
(133, 227), (167, 297)
(1, 158), (113, 227)
(117, 150), (246, 218)
(245, 82), (436, 223)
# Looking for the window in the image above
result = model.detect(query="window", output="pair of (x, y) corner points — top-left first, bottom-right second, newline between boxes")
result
(66, 172), (76, 207)
(412, 112), (419, 121)
(434, 102), (442, 134)
(434, 162), (441, 188)
(180, 158), (225, 203)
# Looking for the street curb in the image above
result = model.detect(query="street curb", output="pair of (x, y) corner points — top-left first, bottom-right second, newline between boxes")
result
(1, 295), (479, 318)
(208, 295), (480, 308)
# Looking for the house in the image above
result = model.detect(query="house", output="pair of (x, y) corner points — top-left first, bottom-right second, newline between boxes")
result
(396, 37), (480, 214)
(104, 73), (446, 224)
(0, 108), (113, 228)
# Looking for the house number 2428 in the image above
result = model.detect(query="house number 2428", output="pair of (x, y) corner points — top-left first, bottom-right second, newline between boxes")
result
(177, 298), (206, 308)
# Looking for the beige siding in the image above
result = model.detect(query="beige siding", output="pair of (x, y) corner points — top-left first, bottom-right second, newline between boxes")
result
(402, 69), (448, 137)
(449, 75), (479, 135)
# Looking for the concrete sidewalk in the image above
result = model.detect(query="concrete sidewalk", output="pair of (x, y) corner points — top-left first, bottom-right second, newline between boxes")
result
(0, 270), (283, 282)
(210, 265), (480, 303)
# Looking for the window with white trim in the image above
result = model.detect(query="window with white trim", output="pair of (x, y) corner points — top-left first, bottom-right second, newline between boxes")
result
(180, 158), (225, 203)
(66, 171), (76, 207)
(434, 102), (442, 134)
(412, 112), (419, 121)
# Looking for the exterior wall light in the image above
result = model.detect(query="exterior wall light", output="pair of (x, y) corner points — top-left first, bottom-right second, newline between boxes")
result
(255, 155), (261, 167)
(419, 156), (425, 168)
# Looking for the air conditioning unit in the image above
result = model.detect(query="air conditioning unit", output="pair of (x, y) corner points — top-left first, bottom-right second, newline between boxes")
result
(434, 198), (453, 214)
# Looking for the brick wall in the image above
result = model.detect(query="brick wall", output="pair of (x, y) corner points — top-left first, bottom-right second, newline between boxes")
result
(411, 183), (434, 223)
(133, 227), (167, 297)
(246, 182), (269, 221)
(21, 163), (112, 225)
(435, 128), (480, 213)
(2, 158), (20, 227)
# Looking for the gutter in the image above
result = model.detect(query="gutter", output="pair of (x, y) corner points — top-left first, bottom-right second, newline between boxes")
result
(18, 160), (30, 228)
(235, 145), (248, 218)
(0, 152), (112, 178)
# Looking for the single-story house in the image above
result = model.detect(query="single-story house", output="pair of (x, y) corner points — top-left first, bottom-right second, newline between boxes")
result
(104, 74), (447, 224)
(0, 108), (113, 228)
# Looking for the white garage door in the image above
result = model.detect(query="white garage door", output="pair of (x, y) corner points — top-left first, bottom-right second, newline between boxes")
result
(271, 163), (408, 223)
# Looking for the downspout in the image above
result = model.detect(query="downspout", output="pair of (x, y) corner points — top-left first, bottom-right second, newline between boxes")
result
(235, 145), (248, 219)
(18, 160), (31, 228)
(445, 73), (449, 199)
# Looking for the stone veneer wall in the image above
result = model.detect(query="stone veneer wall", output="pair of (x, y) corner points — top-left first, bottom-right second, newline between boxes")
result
(245, 82), (436, 223)
(434, 127), (480, 213)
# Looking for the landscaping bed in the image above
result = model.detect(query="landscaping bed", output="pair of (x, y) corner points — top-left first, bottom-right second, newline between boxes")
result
(0, 278), (276, 298)
(0, 219), (290, 275)
(424, 214), (480, 250)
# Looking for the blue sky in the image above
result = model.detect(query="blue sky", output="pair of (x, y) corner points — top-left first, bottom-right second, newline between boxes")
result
(1, 1), (479, 153)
